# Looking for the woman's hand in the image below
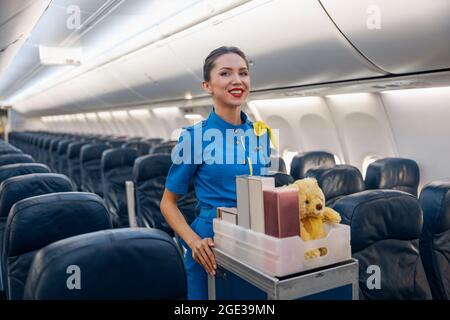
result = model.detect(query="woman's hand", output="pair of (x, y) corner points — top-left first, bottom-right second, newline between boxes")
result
(190, 237), (217, 276)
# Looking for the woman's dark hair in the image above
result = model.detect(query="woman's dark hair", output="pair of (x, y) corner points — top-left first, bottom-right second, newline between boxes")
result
(203, 46), (249, 81)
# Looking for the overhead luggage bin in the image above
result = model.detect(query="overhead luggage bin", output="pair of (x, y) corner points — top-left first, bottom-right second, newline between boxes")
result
(320, 0), (450, 74)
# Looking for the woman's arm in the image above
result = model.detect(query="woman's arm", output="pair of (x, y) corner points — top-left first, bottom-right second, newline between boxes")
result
(160, 188), (216, 275)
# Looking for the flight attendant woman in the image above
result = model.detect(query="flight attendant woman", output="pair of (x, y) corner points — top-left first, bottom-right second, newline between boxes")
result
(160, 46), (272, 300)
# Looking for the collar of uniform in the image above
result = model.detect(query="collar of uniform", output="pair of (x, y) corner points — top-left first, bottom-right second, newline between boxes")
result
(208, 107), (251, 130)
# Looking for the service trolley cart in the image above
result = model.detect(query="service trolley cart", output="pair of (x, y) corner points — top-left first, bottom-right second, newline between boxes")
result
(208, 249), (359, 300)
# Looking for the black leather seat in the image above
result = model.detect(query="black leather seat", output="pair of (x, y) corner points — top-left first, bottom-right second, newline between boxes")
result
(0, 148), (22, 156)
(0, 173), (75, 294)
(133, 154), (197, 235)
(305, 164), (365, 206)
(0, 154), (34, 166)
(365, 158), (420, 196)
(80, 143), (111, 196)
(333, 190), (432, 299)
(67, 141), (87, 191)
(150, 141), (177, 154)
(56, 139), (74, 175)
(23, 228), (186, 300)
(418, 180), (450, 299)
(290, 151), (335, 180)
(122, 141), (153, 155)
(0, 163), (50, 184)
(3, 192), (112, 299)
(101, 148), (139, 227)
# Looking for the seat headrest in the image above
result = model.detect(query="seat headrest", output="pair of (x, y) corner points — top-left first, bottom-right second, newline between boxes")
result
(290, 151), (335, 180)
(0, 173), (74, 218)
(80, 143), (111, 163)
(0, 149), (22, 156)
(419, 179), (450, 234)
(24, 228), (186, 300)
(0, 163), (50, 183)
(5, 192), (112, 257)
(133, 154), (172, 183)
(57, 140), (73, 155)
(67, 142), (86, 159)
(151, 141), (177, 154)
(0, 154), (34, 166)
(365, 158), (420, 196)
(305, 165), (365, 201)
(333, 190), (423, 253)
(101, 148), (139, 172)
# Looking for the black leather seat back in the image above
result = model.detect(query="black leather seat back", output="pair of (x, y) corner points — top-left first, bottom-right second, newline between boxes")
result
(419, 180), (450, 299)
(0, 154), (34, 166)
(101, 148), (139, 227)
(365, 158), (420, 196)
(290, 151), (335, 180)
(0, 163), (50, 184)
(333, 190), (432, 299)
(3, 192), (112, 299)
(80, 143), (111, 196)
(67, 141), (87, 191)
(0, 173), (74, 219)
(133, 154), (196, 235)
(150, 141), (177, 154)
(305, 164), (365, 206)
(57, 139), (74, 175)
(23, 228), (186, 300)
(122, 141), (153, 155)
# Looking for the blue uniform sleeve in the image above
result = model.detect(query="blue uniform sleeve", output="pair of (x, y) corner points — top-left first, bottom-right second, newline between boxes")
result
(165, 128), (200, 195)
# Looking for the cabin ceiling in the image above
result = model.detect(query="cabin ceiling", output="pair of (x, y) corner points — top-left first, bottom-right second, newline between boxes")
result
(0, 0), (449, 117)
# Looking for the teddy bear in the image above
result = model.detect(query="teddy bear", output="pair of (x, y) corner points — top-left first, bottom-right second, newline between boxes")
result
(288, 178), (341, 259)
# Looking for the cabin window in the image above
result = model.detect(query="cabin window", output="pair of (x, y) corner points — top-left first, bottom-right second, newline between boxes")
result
(362, 154), (382, 179)
(282, 149), (298, 174)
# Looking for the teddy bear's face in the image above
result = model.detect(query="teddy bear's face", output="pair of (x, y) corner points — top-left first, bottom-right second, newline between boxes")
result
(291, 178), (326, 219)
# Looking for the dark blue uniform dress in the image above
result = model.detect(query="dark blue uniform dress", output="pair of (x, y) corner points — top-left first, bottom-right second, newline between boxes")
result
(165, 108), (271, 300)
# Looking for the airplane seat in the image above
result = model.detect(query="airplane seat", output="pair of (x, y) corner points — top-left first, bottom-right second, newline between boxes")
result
(101, 148), (139, 227)
(365, 157), (420, 196)
(305, 164), (365, 206)
(67, 142), (87, 191)
(49, 138), (62, 172)
(0, 154), (34, 166)
(0, 173), (75, 284)
(418, 180), (450, 299)
(41, 138), (52, 166)
(23, 228), (186, 300)
(333, 190), (432, 300)
(2, 192), (112, 300)
(108, 139), (128, 148)
(122, 141), (153, 155)
(0, 147), (22, 156)
(290, 151), (336, 180)
(0, 163), (50, 185)
(56, 139), (74, 175)
(133, 154), (197, 235)
(80, 143), (111, 196)
(150, 140), (178, 154)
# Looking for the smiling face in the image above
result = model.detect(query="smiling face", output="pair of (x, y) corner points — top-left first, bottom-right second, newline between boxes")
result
(202, 53), (250, 110)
